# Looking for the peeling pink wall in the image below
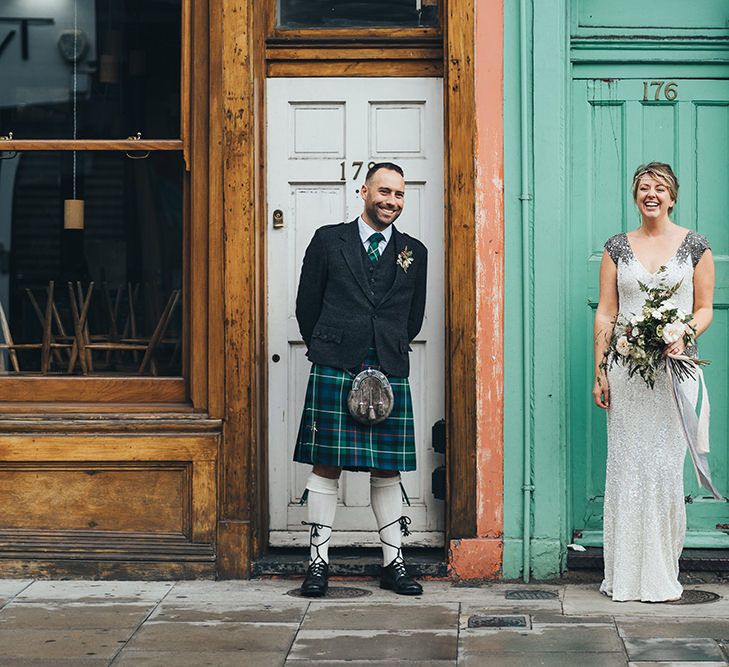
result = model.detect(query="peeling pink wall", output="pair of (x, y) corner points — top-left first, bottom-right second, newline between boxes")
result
(449, 0), (505, 581)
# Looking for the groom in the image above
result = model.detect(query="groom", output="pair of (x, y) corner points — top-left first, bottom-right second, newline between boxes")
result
(293, 162), (428, 597)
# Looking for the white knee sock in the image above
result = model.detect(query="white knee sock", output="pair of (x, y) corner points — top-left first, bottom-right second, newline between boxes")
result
(370, 475), (405, 566)
(305, 473), (338, 565)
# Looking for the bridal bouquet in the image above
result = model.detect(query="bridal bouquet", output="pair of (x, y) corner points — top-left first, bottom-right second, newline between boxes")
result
(601, 277), (709, 389)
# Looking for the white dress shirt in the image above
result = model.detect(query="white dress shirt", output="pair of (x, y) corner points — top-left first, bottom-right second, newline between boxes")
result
(357, 216), (392, 256)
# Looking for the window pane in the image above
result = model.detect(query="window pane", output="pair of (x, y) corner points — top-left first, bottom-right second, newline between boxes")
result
(278, 0), (439, 29)
(0, 151), (183, 376)
(1, 1), (180, 139)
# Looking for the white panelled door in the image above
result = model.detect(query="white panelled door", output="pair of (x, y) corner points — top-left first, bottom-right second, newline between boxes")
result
(267, 78), (444, 547)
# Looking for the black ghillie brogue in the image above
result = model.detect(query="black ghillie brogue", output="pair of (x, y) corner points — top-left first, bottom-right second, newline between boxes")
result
(377, 515), (422, 595)
(380, 556), (423, 595)
(300, 558), (329, 597)
(300, 520), (331, 597)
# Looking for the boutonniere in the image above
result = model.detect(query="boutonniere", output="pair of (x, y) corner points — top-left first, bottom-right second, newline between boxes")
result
(396, 247), (414, 273)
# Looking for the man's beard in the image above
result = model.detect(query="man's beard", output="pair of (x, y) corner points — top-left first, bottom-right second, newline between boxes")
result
(366, 204), (401, 228)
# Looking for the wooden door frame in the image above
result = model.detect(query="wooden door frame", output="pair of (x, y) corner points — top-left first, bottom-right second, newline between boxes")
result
(215, 0), (487, 577)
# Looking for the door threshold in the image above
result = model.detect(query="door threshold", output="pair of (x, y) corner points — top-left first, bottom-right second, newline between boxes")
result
(568, 547), (729, 573)
(252, 547), (447, 578)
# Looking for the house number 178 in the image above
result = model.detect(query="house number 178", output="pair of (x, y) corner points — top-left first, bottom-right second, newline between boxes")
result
(340, 161), (377, 181)
(643, 81), (678, 101)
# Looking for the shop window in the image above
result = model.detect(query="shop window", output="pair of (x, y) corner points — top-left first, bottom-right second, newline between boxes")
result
(0, 0), (191, 397)
(0, 152), (182, 377)
(1, 1), (180, 140)
(277, 0), (439, 29)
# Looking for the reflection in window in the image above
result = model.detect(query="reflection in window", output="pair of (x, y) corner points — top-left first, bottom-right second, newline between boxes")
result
(0, 0), (180, 139)
(0, 152), (183, 376)
(278, 0), (439, 29)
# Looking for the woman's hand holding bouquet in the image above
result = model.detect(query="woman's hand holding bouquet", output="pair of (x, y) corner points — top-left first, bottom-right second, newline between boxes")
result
(601, 274), (709, 388)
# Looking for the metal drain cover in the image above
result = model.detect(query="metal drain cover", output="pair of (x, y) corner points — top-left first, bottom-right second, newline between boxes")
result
(468, 614), (529, 629)
(666, 589), (721, 605)
(505, 589), (558, 600)
(286, 586), (372, 599)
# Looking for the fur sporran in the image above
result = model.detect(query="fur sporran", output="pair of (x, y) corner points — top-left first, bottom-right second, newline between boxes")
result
(347, 368), (394, 425)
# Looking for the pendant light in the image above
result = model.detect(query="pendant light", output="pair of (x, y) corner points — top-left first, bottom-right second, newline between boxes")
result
(64, 0), (84, 230)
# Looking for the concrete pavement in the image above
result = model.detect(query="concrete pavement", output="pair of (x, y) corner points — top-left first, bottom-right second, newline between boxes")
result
(1, 578), (728, 665)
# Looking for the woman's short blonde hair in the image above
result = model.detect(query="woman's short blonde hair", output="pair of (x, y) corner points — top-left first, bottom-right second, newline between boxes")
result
(632, 162), (679, 214)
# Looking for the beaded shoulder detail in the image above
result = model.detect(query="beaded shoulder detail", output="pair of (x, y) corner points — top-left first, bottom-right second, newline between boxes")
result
(604, 233), (631, 266)
(676, 231), (711, 268)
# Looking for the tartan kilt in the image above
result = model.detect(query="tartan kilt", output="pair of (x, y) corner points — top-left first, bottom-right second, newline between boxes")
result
(293, 348), (416, 472)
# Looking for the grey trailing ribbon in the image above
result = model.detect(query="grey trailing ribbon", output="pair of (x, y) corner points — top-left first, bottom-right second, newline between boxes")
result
(668, 357), (723, 501)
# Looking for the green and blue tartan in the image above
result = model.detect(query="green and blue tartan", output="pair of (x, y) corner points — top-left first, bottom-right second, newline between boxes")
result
(293, 348), (416, 472)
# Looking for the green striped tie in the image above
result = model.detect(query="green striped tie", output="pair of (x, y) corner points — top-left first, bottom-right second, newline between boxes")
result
(367, 232), (385, 265)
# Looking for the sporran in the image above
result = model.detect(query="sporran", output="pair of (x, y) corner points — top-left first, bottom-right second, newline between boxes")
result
(347, 368), (394, 425)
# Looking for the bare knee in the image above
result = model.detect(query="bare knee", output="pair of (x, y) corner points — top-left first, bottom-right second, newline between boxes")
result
(370, 469), (400, 478)
(313, 464), (342, 480)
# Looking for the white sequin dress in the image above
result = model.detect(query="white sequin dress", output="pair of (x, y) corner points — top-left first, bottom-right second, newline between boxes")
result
(599, 230), (710, 602)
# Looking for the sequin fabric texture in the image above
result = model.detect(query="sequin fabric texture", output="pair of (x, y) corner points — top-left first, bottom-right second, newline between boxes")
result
(600, 230), (709, 602)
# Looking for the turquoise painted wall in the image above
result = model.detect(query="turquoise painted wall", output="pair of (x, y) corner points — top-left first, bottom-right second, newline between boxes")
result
(503, 0), (570, 581)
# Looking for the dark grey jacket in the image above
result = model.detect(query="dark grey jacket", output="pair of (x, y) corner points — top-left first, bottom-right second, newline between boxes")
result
(295, 220), (427, 377)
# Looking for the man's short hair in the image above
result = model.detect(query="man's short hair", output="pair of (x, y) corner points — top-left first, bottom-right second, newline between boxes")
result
(365, 162), (404, 182)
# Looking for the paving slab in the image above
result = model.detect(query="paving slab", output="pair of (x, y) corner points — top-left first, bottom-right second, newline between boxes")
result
(168, 580), (564, 607)
(629, 663), (727, 667)
(437, 583), (563, 608)
(458, 606), (614, 631)
(151, 602), (307, 624)
(15, 581), (174, 604)
(0, 579), (32, 606)
(563, 584), (729, 618)
(0, 602), (153, 631)
(164, 580), (317, 608)
(0, 659), (108, 666)
(287, 629), (458, 662)
(617, 617), (729, 639)
(285, 662), (455, 667)
(114, 650), (287, 666)
(0, 628), (132, 660)
(302, 602), (459, 630)
(459, 625), (624, 652)
(529, 611), (614, 625)
(459, 653), (628, 667)
(123, 621), (297, 654)
(623, 638), (725, 662)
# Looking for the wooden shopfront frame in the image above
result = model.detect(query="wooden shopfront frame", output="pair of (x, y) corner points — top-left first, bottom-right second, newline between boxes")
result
(0, 0), (223, 579)
(214, 0), (498, 577)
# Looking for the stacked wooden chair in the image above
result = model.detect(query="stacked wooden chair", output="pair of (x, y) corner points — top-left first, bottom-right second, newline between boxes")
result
(0, 281), (181, 376)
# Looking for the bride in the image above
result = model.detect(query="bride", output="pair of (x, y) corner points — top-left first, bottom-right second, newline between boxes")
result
(592, 162), (715, 602)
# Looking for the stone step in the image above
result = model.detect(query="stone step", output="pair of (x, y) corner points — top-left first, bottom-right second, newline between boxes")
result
(252, 547), (447, 578)
(568, 547), (729, 572)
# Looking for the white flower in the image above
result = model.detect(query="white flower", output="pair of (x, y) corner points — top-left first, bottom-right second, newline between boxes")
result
(631, 327), (640, 338)
(651, 310), (662, 319)
(662, 321), (685, 344)
(616, 336), (631, 356)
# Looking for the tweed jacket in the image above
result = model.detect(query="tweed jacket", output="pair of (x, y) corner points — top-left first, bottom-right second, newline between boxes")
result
(295, 219), (427, 377)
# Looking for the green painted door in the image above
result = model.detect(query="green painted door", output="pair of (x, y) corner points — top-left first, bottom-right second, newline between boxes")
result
(570, 77), (729, 548)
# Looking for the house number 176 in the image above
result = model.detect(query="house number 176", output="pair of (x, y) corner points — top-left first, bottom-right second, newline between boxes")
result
(643, 81), (678, 101)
